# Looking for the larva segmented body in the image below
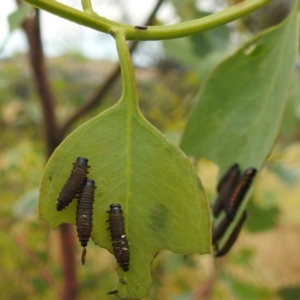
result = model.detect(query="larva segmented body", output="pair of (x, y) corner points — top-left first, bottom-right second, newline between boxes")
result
(213, 164), (241, 218)
(215, 210), (247, 257)
(76, 178), (95, 265)
(106, 204), (130, 272)
(56, 157), (89, 211)
(225, 168), (256, 220)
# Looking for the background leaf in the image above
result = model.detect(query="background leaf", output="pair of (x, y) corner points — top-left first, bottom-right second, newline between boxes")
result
(180, 2), (299, 174)
(13, 188), (38, 219)
(8, 3), (33, 32)
(277, 286), (300, 300)
(163, 10), (232, 80)
(267, 162), (300, 186)
(279, 71), (300, 136)
(246, 197), (280, 232)
(221, 273), (273, 300)
(39, 100), (210, 299)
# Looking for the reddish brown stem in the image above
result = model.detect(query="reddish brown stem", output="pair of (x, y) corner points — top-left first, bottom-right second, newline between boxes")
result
(59, 224), (78, 300)
(17, 2), (79, 299)
(21, 9), (59, 157)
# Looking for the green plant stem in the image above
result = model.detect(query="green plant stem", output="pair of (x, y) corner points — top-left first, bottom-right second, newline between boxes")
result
(81, 0), (93, 14)
(23, 0), (272, 40)
(59, 0), (165, 137)
(114, 32), (138, 109)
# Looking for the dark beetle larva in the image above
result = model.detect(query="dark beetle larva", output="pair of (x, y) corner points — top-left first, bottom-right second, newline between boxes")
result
(225, 168), (257, 220)
(212, 215), (231, 245)
(216, 163), (239, 193)
(213, 164), (241, 218)
(106, 204), (130, 271)
(215, 210), (247, 257)
(76, 178), (95, 265)
(56, 156), (89, 211)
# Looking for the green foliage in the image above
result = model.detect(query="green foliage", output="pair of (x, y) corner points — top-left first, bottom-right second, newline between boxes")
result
(163, 8), (232, 79)
(267, 162), (300, 186)
(180, 3), (299, 174)
(231, 247), (255, 266)
(221, 273), (273, 299)
(279, 71), (300, 136)
(4, 0), (300, 299)
(277, 286), (300, 300)
(246, 197), (279, 232)
(180, 1), (298, 272)
(13, 188), (39, 219)
(39, 99), (210, 298)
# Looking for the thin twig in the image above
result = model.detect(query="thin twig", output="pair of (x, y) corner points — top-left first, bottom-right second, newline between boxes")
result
(58, 224), (78, 300)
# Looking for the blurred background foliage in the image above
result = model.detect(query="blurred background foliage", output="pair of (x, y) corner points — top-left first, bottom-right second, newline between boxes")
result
(1, 0), (300, 299)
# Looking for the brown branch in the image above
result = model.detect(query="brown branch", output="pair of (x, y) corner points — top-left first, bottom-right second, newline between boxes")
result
(60, 0), (165, 137)
(20, 8), (59, 157)
(59, 224), (78, 300)
(16, 1), (79, 299)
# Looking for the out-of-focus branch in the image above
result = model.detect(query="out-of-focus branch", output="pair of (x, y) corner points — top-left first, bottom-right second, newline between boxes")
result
(60, 0), (165, 137)
(188, 260), (222, 300)
(59, 224), (78, 300)
(20, 7), (59, 157)
(16, 1), (79, 299)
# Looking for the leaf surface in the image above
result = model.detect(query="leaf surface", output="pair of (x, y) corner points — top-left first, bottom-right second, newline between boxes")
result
(39, 101), (210, 299)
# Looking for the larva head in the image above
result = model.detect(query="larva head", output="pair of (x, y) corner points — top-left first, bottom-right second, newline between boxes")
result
(244, 168), (257, 177)
(76, 156), (89, 165)
(217, 163), (240, 193)
(85, 178), (95, 187)
(109, 204), (123, 213)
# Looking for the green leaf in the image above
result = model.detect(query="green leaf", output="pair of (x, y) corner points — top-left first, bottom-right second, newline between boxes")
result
(180, 1), (299, 174)
(162, 12), (232, 80)
(267, 163), (300, 186)
(8, 3), (33, 32)
(277, 286), (300, 300)
(13, 188), (38, 219)
(222, 273), (272, 300)
(39, 101), (210, 299)
(246, 197), (279, 232)
(279, 71), (300, 136)
(232, 248), (255, 266)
